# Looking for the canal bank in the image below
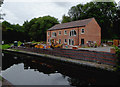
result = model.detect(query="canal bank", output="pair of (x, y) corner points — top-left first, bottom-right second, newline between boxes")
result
(4, 48), (116, 72)
(2, 51), (120, 86)
(0, 76), (14, 87)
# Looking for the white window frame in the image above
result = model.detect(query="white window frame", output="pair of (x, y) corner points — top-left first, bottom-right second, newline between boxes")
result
(64, 30), (67, 35)
(81, 29), (85, 34)
(59, 39), (61, 44)
(69, 30), (76, 36)
(52, 32), (57, 37)
(48, 32), (50, 36)
(59, 31), (61, 35)
(68, 39), (74, 45)
(64, 39), (67, 43)
(73, 30), (76, 36)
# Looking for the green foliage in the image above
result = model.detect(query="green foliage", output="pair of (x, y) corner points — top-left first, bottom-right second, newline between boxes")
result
(114, 46), (120, 71)
(0, 44), (11, 50)
(23, 15), (59, 41)
(2, 2), (120, 43)
(2, 21), (26, 43)
(61, 14), (71, 23)
(2, 15), (59, 43)
(18, 41), (22, 46)
(0, 76), (2, 81)
(31, 40), (36, 43)
(95, 43), (98, 47)
(114, 46), (120, 57)
(67, 2), (119, 40)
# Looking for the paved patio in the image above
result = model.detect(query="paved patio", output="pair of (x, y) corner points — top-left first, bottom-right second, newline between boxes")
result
(78, 47), (113, 52)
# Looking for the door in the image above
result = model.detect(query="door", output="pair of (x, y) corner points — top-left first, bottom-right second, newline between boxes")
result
(81, 39), (84, 45)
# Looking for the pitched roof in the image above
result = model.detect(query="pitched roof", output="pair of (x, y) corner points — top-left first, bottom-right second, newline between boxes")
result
(48, 18), (94, 31)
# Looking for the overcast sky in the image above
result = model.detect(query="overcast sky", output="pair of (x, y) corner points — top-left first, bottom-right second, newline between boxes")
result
(1, 0), (120, 25)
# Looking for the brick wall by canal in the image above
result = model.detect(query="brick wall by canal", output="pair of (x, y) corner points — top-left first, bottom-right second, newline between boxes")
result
(14, 47), (117, 66)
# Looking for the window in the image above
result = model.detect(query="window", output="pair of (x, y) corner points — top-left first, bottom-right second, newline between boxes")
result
(64, 39), (67, 43)
(69, 39), (71, 45)
(69, 30), (76, 36)
(59, 31), (61, 35)
(64, 30), (67, 35)
(72, 40), (74, 45)
(48, 32), (50, 36)
(52, 32), (57, 37)
(74, 30), (76, 36)
(59, 39), (61, 44)
(68, 39), (74, 45)
(48, 39), (50, 42)
(81, 29), (85, 34)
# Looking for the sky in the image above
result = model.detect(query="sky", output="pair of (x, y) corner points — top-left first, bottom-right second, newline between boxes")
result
(1, 0), (120, 25)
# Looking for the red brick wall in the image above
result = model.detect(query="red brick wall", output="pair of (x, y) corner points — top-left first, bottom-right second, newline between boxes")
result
(15, 47), (117, 66)
(47, 18), (101, 46)
(85, 18), (101, 46)
(47, 28), (80, 46)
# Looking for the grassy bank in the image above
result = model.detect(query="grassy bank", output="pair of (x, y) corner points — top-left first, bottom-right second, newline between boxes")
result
(0, 76), (2, 81)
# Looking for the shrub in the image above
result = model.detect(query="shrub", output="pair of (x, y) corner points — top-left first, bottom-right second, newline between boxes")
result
(18, 41), (22, 46)
(115, 46), (120, 71)
(32, 40), (36, 43)
(0, 44), (11, 50)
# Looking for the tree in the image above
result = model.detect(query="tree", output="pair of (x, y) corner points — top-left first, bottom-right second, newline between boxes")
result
(112, 7), (120, 39)
(0, 0), (3, 7)
(61, 14), (71, 23)
(68, 2), (118, 39)
(2, 21), (26, 43)
(23, 15), (59, 41)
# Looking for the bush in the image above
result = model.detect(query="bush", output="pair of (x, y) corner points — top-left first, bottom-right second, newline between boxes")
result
(115, 46), (120, 71)
(32, 40), (36, 43)
(0, 44), (11, 50)
(115, 46), (120, 56)
(18, 41), (22, 46)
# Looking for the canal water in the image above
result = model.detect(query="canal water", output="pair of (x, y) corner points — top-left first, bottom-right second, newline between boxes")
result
(1, 51), (120, 86)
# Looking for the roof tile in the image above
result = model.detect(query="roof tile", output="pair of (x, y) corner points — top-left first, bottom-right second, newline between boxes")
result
(48, 18), (94, 31)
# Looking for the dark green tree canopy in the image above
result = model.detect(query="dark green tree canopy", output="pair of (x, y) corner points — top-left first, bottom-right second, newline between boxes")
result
(2, 15), (59, 43)
(23, 15), (59, 41)
(2, 1), (120, 43)
(0, 0), (3, 7)
(67, 2), (119, 39)
(61, 14), (71, 23)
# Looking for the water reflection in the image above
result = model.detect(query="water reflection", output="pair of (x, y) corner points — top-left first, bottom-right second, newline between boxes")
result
(2, 51), (120, 86)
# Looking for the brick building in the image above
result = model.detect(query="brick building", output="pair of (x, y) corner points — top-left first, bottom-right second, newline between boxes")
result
(47, 18), (101, 47)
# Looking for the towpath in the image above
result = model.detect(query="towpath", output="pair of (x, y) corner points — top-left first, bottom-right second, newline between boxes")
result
(4, 48), (116, 72)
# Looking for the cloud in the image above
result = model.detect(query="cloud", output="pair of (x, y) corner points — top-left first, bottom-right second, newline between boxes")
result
(53, 2), (71, 7)
(4, 0), (89, 2)
(3, 0), (119, 25)
(3, 8), (19, 24)
(2, 2), (78, 25)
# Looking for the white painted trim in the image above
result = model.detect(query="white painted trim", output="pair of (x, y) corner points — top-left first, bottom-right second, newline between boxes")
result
(81, 29), (85, 34)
